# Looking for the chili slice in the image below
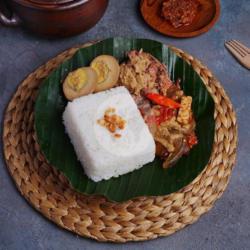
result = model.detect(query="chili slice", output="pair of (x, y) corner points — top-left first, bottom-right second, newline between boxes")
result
(155, 106), (175, 125)
(187, 134), (198, 148)
(145, 93), (181, 109)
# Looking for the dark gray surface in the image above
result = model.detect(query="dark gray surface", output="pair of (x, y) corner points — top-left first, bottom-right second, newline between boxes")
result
(0, 0), (250, 249)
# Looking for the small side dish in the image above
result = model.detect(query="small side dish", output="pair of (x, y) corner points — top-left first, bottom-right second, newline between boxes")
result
(35, 38), (216, 201)
(140, 0), (220, 38)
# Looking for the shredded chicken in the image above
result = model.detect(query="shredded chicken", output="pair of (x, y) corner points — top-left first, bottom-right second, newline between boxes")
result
(119, 50), (173, 95)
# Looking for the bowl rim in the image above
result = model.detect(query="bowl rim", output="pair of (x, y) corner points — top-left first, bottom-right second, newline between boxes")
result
(12, 0), (99, 11)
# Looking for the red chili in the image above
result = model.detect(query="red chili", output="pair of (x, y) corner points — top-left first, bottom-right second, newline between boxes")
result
(145, 93), (181, 109)
(187, 134), (198, 148)
(155, 106), (175, 125)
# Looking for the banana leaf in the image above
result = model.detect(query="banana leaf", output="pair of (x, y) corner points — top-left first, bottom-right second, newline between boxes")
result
(35, 38), (215, 202)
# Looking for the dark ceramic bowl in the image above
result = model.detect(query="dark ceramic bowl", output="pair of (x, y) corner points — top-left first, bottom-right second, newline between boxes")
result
(0, 0), (109, 37)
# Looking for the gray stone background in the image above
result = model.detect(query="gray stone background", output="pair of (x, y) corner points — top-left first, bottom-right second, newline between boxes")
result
(0, 0), (250, 249)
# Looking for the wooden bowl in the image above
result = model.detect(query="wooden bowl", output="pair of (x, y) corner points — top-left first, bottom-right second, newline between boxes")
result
(0, 0), (109, 37)
(140, 0), (220, 38)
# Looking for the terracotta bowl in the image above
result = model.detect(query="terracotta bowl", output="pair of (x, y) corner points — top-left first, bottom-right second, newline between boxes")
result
(140, 0), (220, 38)
(0, 0), (109, 37)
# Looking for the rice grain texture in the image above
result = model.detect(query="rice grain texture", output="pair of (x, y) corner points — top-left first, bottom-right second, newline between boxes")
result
(63, 86), (156, 182)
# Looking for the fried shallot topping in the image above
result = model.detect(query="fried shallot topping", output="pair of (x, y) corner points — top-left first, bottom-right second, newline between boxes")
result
(97, 108), (126, 138)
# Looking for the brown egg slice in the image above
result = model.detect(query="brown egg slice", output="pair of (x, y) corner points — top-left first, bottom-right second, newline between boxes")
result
(63, 67), (98, 101)
(90, 55), (120, 92)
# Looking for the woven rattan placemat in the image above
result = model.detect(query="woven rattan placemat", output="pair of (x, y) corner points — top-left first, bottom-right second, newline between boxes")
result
(3, 43), (237, 242)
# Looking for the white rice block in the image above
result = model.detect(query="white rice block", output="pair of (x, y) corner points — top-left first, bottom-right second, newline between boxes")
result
(63, 86), (155, 182)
